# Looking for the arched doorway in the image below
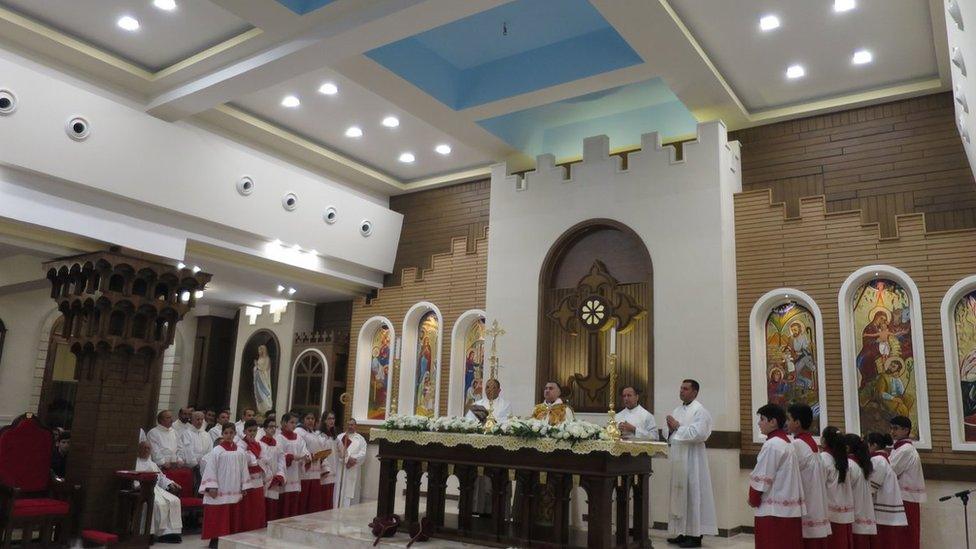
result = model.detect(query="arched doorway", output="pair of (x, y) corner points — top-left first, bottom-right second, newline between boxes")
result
(289, 350), (328, 418)
(538, 219), (653, 413)
(38, 317), (79, 430)
(237, 330), (280, 419)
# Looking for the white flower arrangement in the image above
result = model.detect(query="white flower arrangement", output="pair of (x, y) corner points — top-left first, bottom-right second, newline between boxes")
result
(429, 416), (483, 434)
(381, 414), (431, 431)
(549, 420), (609, 442)
(489, 417), (551, 438)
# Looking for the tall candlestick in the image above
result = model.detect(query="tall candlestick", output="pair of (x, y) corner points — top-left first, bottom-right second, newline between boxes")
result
(609, 326), (616, 355)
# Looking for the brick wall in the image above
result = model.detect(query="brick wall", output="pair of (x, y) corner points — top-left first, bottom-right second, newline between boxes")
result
(731, 93), (976, 236)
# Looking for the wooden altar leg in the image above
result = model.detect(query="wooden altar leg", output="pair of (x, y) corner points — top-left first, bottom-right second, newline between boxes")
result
(514, 470), (537, 543)
(551, 473), (573, 548)
(634, 473), (651, 548)
(403, 461), (423, 528)
(615, 475), (632, 548)
(375, 458), (398, 519)
(581, 476), (614, 549)
(455, 465), (478, 536)
(487, 468), (509, 541)
(425, 462), (448, 529)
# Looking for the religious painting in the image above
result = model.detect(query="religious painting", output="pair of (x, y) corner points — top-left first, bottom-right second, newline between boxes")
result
(414, 311), (439, 417)
(462, 317), (486, 415)
(953, 290), (976, 442)
(366, 324), (391, 420)
(851, 279), (918, 438)
(764, 302), (821, 432)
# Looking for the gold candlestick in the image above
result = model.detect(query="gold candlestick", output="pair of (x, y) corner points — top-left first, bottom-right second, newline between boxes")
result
(483, 321), (505, 433)
(390, 357), (401, 416)
(605, 352), (621, 441)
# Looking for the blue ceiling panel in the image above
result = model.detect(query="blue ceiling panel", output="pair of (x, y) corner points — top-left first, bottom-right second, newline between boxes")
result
(274, 0), (336, 15)
(366, 0), (643, 110)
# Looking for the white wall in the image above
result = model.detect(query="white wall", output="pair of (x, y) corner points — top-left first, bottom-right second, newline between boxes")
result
(0, 287), (56, 424)
(946, 0), (976, 178)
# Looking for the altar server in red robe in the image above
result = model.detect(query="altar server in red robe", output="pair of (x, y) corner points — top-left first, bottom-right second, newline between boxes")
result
(318, 412), (340, 511)
(787, 404), (832, 547)
(866, 432), (907, 549)
(200, 423), (249, 549)
(275, 413), (310, 518)
(240, 420), (267, 531)
(888, 416), (925, 549)
(296, 412), (326, 513)
(749, 403), (805, 549)
(820, 427), (854, 549)
(843, 434), (878, 549)
(259, 418), (286, 521)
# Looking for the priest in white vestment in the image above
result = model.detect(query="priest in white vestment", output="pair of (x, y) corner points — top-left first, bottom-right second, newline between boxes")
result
(616, 385), (658, 440)
(465, 379), (512, 515)
(665, 380), (717, 547)
(147, 410), (184, 468)
(180, 412), (212, 469)
(530, 381), (575, 425)
(209, 411), (230, 442)
(335, 419), (367, 508)
(135, 441), (184, 543)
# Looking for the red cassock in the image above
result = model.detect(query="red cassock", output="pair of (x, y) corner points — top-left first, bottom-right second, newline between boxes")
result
(755, 516), (803, 549)
(202, 503), (242, 540)
(805, 537), (830, 548)
(870, 525), (905, 549)
(279, 491), (301, 518)
(241, 487), (266, 531)
(265, 497), (280, 522)
(300, 478), (323, 514)
(852, 534), (873, 549)
(323, 484), (334, 511)
(903, 501), (920, 549)
(826, 522), (854, 549)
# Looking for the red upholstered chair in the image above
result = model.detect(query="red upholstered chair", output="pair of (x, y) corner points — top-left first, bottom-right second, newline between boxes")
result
(0, 413), (81, 549)
(162, 468), (202, 519)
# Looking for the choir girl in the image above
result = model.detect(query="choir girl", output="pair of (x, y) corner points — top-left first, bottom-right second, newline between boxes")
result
(820, 427), (854, 549)
(275, 412), (310, 518)
(318, 412), (340, 510)
(843, 434), (878, 549)
(258, 417), (286, 521)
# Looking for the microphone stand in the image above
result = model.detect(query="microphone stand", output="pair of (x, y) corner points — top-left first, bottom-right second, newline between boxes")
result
(940, 488), (976, 549)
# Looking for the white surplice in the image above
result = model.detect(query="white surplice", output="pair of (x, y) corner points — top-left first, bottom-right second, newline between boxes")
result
(465, 397), (512, 422)
(134, 457), (183, 536)
(868, 454), (907, 526)
(296, 426), (323, 482)
(847, 458), (877, 535)
(199, 443), (249, 505)
(179, 425), (212, 469)
(319, 434), (339, 487)
(616, 404), (659, 441)
(147, 425), (184, 467)
(791, 434), (831, 538)
(208, 424), (222, 443)
(665, 400), (718, 536)
(335, 432), (367, 508)
(275, 431), (310, 495)
(258, 436), (286, 499)
(889, 439), (926, 503)
(749, 432), (805, 518)
(819, 452), (854, 525)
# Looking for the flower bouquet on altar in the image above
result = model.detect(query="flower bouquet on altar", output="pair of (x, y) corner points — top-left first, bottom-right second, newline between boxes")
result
(382, 414), (431, 431)
(429, 416), (483, 434)
(488, 417), (551, 438)
(549, 420), (610, 442)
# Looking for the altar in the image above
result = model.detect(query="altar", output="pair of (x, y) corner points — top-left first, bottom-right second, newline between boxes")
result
(371, 428), (668, 549)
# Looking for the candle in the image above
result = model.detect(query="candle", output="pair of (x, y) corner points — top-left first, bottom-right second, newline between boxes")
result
(609, 326), (616, 355)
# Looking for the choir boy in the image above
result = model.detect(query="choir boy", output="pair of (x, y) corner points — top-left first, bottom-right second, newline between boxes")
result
(888, 416), (925, 549)
(820, 427), (854, 549)
(787, 404), (831, 547)
(258, 418), (286, 521)
(865, 432), (908, 548)
(275, 413), (310, 517)
(843, 434), (878, 549)
(749, 403), (805, 549)
(236, 408), (256, 438)
(240, 420), (267, 531)
(200, 423), (249, 549)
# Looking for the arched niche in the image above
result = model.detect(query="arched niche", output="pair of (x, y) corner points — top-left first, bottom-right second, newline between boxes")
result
(537, 219), (653, 413)
(749, 289), (828, 443)
(289, 349), (330, 420)
(447, 310), (486, 417)
(838, 265), (931, 448)
(352, 316), (394, 424)
(399, 303), (443, 418)
(237, 330), (280, 419)
(38, 316), (79, 431)
(941, 275), (976, 451)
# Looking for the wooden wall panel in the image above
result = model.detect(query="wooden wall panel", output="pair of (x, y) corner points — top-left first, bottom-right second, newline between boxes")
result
(735, 189), (976, 470)
(387, 179), (490, 286)
(730, 93), (976, 235)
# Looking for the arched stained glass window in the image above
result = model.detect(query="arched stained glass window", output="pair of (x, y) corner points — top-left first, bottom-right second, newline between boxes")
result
(461, 317), (486, 415)
(366, 324), (391, 420)
(765, 302), (821, 432)
(952, 290), (976, 443)
(414, 311), (439, 417)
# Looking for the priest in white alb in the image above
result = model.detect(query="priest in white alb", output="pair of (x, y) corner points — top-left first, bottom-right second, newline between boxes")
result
(147, 410), (184, 469)
(135, 441), (184, 544)
(335, 418), (367, 508)
(616, 385), (658, 440)
(665, 379), (717, 548)
(465, 378), (512, 515)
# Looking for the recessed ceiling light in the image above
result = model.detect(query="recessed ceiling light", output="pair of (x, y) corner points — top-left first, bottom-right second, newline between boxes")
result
(153, 0), (177, 11)
(318, 82), (338, 95)
(759, 15), (780, 31)
(399, 152), (415, 163)
(851, 49), (873, 65)
(276, 284), (285, 293)
(834, 0), (855, 12)
(382, 116), (400, 128)
(345, 126), (363, 138)
(194, 290), (204, 299)
(786, 64), (805, 79)
(435, 144), (452, 155)
(281, 95), (300, 108)
(287, 287), (297, 296)
(117, 15), (140, 32)
(192, 265), (202, 273)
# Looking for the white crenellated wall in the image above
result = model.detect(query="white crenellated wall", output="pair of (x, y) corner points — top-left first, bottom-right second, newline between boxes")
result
(946, 0), (976, 178)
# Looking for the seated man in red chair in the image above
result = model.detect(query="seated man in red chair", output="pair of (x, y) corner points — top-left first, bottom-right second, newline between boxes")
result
(0, 413), (80, 549)
(134, 441), (183, 544)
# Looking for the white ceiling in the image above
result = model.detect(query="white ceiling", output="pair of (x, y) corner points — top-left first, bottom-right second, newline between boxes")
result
(232, 67), (495, 182)
(0, 0), (252, 71)
(670, 0), (940, 111)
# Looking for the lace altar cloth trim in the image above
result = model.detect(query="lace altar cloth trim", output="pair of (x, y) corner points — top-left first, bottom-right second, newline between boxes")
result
(370, 429), (669, 457)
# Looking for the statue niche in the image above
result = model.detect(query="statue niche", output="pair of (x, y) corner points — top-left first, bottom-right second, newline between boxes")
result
(238, 331), (279, 417)
(538, 220), (652, 413)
